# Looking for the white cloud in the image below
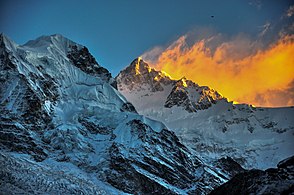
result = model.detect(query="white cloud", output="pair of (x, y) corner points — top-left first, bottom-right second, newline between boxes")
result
(141, 46), (164, 64)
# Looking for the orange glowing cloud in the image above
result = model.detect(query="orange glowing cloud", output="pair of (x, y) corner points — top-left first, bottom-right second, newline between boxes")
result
(143, 34), (294, 107)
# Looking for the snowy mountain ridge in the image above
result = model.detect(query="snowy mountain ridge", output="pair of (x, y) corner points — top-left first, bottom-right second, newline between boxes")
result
(116, 57), (294, 170)
(0, 33), (247, 194)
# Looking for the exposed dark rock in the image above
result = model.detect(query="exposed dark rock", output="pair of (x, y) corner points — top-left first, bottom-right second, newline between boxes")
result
(164, 78), (224, 112)
(107, 143), (178, 195)
(110, 79), (118, 89)
(120, 102), (138, 113)
(210, 156), (294, 195)
(20, 84), (52, 130)
(105, 119), (218, 194)
(164, 84), (197, 112)
(79, 118), (113, 135)
(0, 117), (48, 162)
(214, 157), (245, 178)
(67, 45), (112, 82)
(278, 156), (294, 169)
(0, 43), (53, 161)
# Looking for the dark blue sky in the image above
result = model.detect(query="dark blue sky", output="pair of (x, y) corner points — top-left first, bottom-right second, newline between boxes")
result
(0, 0), (292, 75)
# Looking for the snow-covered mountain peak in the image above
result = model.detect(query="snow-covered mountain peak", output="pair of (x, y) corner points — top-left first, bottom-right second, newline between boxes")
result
(0, 33), (18, 52)
(0, 33), (11, 43)
(117, 58), (226, 112)
(23, 34), (80, 53)
(116, 57), (174, 92)
(16, 34), (112, 82)
(122, 57), (159, 77)
(132, 57), (150, 75)
(0, 33), (8, 44)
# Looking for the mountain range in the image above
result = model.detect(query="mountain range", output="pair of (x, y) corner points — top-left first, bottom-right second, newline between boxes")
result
(0, 33), (293, 194)
(116, 57), (294, 170)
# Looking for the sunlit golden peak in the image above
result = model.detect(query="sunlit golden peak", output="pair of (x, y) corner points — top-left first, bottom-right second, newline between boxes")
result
(232, 101), (239, 105)
(175, 77), (188, 88)
(135, 57), (142, 75)
(154, 75), (160, 81)
(134, 57), (153, 74)
(147, 65), (152, 73)
(180, 77), (188, 87)
(160, 71), (173, 79)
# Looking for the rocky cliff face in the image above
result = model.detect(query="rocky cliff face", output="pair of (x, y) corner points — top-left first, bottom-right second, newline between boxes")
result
(0, 34), (241, 194)
(164, 78), (223, 112)
(67, 44), (112, 82)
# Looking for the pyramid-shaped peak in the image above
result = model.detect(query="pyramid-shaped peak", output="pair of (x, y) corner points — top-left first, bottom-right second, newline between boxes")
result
(0, 33), (17, 50)
(179, 77), (188, 82)
(176, 77), (189, 87)
(0, 32), (5, 39)
(125, 57), (152, 75)
(0, 33), (7, 44)
(118, 57), (174, 82)
(130, 57), (148, 67)
(0, 32), (10, 40)
(0, 32), (10, 42)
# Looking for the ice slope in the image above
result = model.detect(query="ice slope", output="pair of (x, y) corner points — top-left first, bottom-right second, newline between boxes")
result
(0, 33), (235, 194)
(116, 58), (294, 170)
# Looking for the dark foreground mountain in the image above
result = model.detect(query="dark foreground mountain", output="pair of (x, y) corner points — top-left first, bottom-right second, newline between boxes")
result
(210, 156), (294, 195)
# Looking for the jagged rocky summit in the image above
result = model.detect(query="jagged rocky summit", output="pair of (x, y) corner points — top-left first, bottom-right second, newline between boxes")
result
(116, 57), (224, 113)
